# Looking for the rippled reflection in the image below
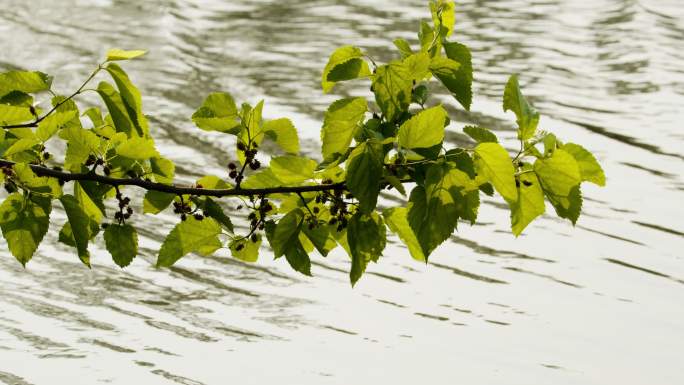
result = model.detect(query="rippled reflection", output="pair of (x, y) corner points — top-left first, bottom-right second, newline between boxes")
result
(1, 0), (683, 384)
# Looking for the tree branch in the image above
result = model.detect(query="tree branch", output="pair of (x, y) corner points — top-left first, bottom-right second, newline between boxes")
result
(0, 158), (349, 197)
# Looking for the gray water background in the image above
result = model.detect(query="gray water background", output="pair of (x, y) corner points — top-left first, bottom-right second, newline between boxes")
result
(0, 0), (683, 384)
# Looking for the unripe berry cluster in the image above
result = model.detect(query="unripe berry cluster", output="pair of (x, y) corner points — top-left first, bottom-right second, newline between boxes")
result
(313, 183), (354, 232)
(227, 142), (261, 185)
(235, 195), (271, 251)
(114, 191), (133, 223)
(85, 154), (111, 175)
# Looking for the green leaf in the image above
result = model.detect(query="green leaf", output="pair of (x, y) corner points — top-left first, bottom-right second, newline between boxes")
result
(262, 118), (299, 154)
(97, 81), (138, 137)
(384, 174), (406, 196)
(271, 208), (304, 258)
(0, 104), (34, 125)
(105, 49), (147, 61)
(157, 217), (222, 267)
(347, 212), (386, 286)
(398, 105), (447, 150)
(143, 191), (175, 214)
(503, 74), (539, 140)
(302, 225), (337, 257)
(105, 63), (149, 137)
(474, 142), (517, 203)
(60, 195), (92, 267)
(561, 143), (605, 186)
(383, 207), (426, 262)
(434, 42), (473, 110)
(13, 163), (62, 197)
(83, 107), (105, 128)
(229, 236), (261, 263)
(345, 140), (384, 213)
(542, 133), (557, 157)
(192, 92), (240, 133)
(241, 168), (283, 189)
(3, 137), (40, 158)
(407, 163), (459, 258)
(412, 84), (429, 106)
(463, 125), (498, 143)
(116, 137), (159, 160)
(321, 97), (367, 161)
(58, 223), (76, 248)
(393, 39), (414, 58)
(270, 208), (312, 276)
(419, 21), (437, 53)
(321, 46), (371, 93)
(0, 194), (50, 266)
(0, 91), (33, 107)
(202, 198), (234, 232)
(372, 61), (413, 122)
(150, 156), (175, 184)
(510, 170), (545, 236)
(74, 181), (104, 226)
(404, 52), (431, 81)
(196, 175), (230, 189)
(36, 111), (77, 142)
(428, 56), (461, 78)
(104, 224), (138, 268)
(0, 71), (52, 97)
(547, 185), (582, 225)
(59, 126), (100, 171)
(270, 156), (317, 184)
(430, 0), (455, 36)
(534, 148), (581, 206)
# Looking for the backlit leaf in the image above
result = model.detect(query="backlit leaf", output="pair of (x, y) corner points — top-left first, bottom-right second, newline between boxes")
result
(321, 97), (367, 161)
(104, 224), (138, 268)
(503, 74), (539, 141)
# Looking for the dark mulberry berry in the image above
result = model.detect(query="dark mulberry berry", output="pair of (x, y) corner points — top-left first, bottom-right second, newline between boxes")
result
(235, 244), (244, 251)
(228, 162), (237, 170)
(180, 213), (187, 221)
(126, 207), (133, 214)
(229, 170), (238, 179)
(237, 142), (246, 151)
(194, 213), (204, 221)
(250, 234), (258, 243)
(313, 207), (320, 214)
(103, 166), (111, 175)
(101, 223), (109, 229)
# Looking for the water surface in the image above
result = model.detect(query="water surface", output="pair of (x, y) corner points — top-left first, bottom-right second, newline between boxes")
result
(1, 1), (683, 384)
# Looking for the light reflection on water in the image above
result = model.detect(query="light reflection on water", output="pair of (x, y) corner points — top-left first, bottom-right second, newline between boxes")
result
(1, 0), (683, 384)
